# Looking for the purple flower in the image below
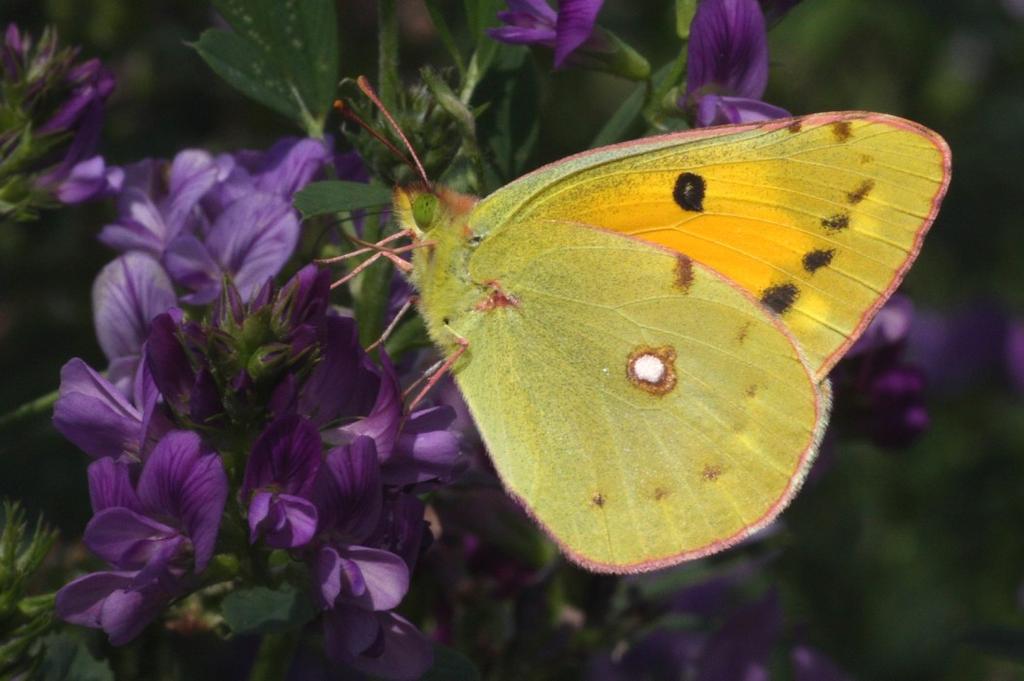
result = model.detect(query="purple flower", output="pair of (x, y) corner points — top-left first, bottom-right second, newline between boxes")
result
(92, 252), (178, 392)
(56, 431), (228, 644)
(0, 25), (118, 217)
(835, 296), (929, 448)
(145, 312), (222, 426)
(488, 0), (605, 68)
(683, 0), (789, 126)
(313, 438), (384, 546)
(301, 315), (462, 486)
(53, 357), (170, 462)
(301, 437), (432, 679)
(99, 139), (332, 303)
(31, 54), (118, 202)
(323, 608), (432, 681)
(242, 416), (322, 548)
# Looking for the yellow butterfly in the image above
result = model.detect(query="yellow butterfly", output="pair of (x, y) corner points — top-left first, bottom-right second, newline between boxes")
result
(394, 112), (950, 573)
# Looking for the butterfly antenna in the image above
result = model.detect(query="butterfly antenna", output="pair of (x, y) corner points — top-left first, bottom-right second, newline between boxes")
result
(334, 99), (415, 173)
(356, 75), (431, 189)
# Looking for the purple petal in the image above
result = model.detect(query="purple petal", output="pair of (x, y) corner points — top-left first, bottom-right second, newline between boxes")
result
(329, 350), (402, 459)
(204, 192), (299, 300)
(315, 545), (368, 609)
(93, 253), (177, 366)
(847, 294), (915, 357)
(99, 580), (175, 645)
(163, 149), (222, 235)
(387, 406), (460, 486)
(694, 94), (790, 127)
(315, 438), (383, 542)
(242, 415), (323, 497)
(53, 358), (142, 460)
(791, 645), (851, 681)
(273, 265), (332, 332)
(868, 365), (929, 448)
(507, 0), (559, 23)
(84, 507), (179, 569)
(37, 58), (114, 133)
(99, 189), (174, 256)
(337, 546), (410, 611)
(54, 155), (124, 204)
(300, 316), (381, 428)
(553, 0), (604, 67)
(334, 150), (370, 183)
(341, 611), (433, 681)
(55, 571), (136, 628)
(372, 494), (427, 572)
(135, 431), (227, 570)
(145, 312), (195, 413)
(686, 0), (769, 99)
(163, 233), (222, 305)
(248, 492), (318, 548)
(87, 457), (141, 513)
(251, 137), (331, 198)
(487, 24), (557, 47)
(323, 604), (382, 660)
(132, 353), (174, 457)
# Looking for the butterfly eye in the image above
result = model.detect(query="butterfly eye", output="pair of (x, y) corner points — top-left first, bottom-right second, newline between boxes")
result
(411, 194), (440, 231)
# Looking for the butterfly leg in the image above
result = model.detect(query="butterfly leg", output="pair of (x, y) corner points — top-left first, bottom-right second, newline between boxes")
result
(366, 295), (419, 351)
(403, 335), (469, 411)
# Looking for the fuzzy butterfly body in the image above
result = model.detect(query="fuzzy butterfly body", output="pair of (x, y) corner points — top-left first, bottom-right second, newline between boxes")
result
(397, 112), (950, 573)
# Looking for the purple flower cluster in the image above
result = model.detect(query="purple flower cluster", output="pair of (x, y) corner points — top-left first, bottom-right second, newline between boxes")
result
(684, 0), (791, 126)
(1, 24), (118, 213)
(85, 138), (332, 392)
(54, 264), (460, 679)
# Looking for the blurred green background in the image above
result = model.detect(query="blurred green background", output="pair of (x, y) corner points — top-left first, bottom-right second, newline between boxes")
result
(1, 1), (1023, 679)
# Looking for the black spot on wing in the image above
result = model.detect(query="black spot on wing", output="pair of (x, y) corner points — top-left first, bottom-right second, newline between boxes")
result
(674, 255), (694, 292)
(831, 121), (853, 142)
(847, 179), (875, 204)
(802, 248), (835, 273)
(760, 283), (799, 314)
(821, 213), (850, 231)
(673, 172), (706, 212)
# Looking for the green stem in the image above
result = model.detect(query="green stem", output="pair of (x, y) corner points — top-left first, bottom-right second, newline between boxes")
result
(248, 631), (301, 681)
(377, 0), (400, 109)
(0, 388), (59, 430)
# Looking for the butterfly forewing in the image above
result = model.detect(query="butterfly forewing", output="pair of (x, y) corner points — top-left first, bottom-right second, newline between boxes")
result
(448, 220), (828, 572)
(470, 112), (950, 380)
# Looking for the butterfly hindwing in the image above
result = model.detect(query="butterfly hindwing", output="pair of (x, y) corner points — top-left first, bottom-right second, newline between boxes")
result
(470, 112), (951, 380)
(447, 220), (828, 572)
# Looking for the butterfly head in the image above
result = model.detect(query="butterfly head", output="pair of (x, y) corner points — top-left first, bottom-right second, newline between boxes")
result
(394, 184), (477, 238)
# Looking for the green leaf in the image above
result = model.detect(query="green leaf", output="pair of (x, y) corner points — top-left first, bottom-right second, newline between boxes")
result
(221, 585), (316, 636)
(194, 0), (338, 133)
(419, 645), (481, 681)
(293, 181), (393, 218)
(39, 634), (113, 681)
